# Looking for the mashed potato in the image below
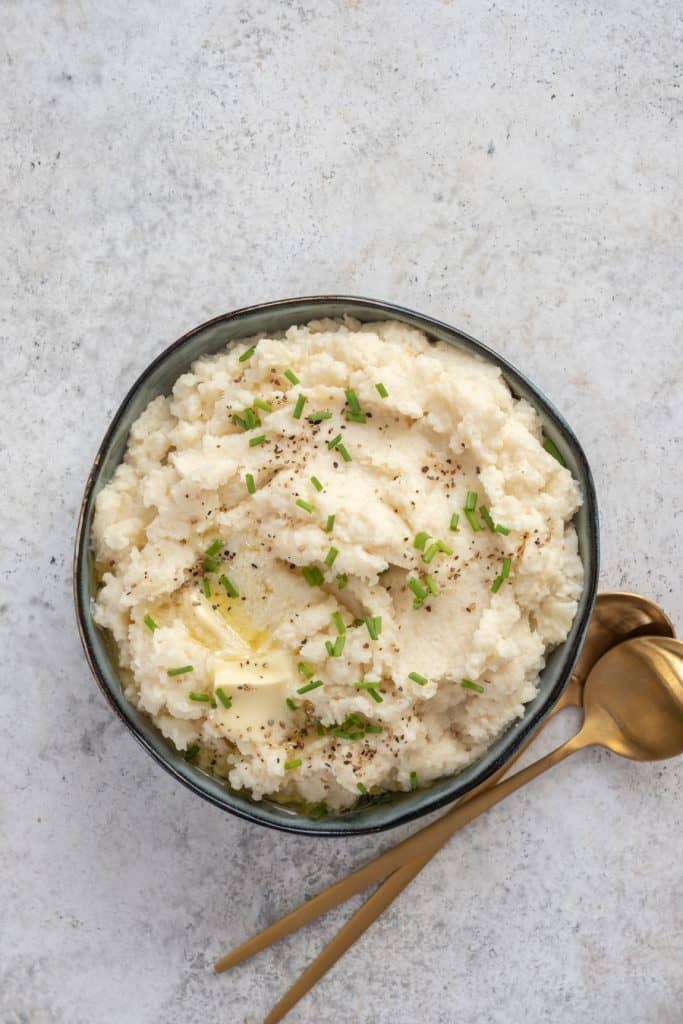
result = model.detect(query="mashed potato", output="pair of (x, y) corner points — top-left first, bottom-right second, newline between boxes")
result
(92, 318), (583, 812)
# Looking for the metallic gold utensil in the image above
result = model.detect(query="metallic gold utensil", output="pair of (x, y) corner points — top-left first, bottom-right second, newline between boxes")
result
(215, 593), (675, 980)
(255, 634), (683, 1024)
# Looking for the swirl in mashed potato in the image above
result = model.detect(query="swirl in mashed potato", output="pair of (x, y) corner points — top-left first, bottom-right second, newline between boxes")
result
(92, 317), (583, 812)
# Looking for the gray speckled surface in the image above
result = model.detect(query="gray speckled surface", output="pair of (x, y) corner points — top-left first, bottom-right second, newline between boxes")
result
(2, 2), (681, 1022)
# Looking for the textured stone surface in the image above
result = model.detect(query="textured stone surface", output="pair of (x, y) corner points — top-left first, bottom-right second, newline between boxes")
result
(1, 2), (681, 1022)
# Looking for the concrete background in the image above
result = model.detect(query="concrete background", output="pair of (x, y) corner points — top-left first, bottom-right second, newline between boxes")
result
(2, 2), (681, 1022)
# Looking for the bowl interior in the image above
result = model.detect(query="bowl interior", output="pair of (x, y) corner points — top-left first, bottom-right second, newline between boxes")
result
(75, 296), (599, 835)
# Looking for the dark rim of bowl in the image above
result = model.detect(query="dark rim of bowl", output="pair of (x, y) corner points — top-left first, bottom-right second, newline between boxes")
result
(74, 295), (599, 836)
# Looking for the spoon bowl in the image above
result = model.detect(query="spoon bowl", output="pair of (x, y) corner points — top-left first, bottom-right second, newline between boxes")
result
(583, 635), (683, 761)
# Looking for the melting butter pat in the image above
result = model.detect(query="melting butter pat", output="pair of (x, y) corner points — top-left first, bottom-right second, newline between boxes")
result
(210, 648), (296, 742)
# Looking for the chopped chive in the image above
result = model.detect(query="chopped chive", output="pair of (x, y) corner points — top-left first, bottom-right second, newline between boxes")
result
(465, 509), (482, 532)
(284, 368), (299, 386)
(245, 473), (256, 495)
(293, 394), (306, 419)
(188, 691), (210, 702)
(336, 572), (348, 589)
(355, 682), (383, 703)
(375, 382), (388, 399)
(308, 800), (328, 820)
(203, 555), (220, 572)
(284, 758), (302, 770)
(413, 531), (430, 551)
(249, 434), (266, 447)
(422, 542), (439, 565)
(373, 616), (382, 636)
(202, 577), (211, 598)
(205, 539), (224, 557)
(238, 345), (256, 362)
(243, 408), (259, 430)
(543, 437), (566, 466)
(286, 698), (297, 711)
(215, 687), (232, 709)
(296, 498), (315, 514)
(253, 397), (272, 413)
(495, 523), (511, 535)
(298, 662), (314, 678)
(316, 719), (326, 736)
(449, 512), (460, 531)
(436, 540), (453, 555)
(465, 490), (478, 511)
(365, 725), (383, 735)
(501, 556), (512, 580)
(297, 679), (324, 695)
(337, 443), (351, 462)
(409, 771), (419, 790)
(325, 514), (335, 533)
(143, 614), (158, 632)
(302, 565), (325, 587)
(332, 611), (346, 635)
(344, 388), (361, 413)
(409, 672), (428, 686)
(325, 639), (334, 656)
(167, 665), (193, 676)
(479, 506), (496, 532)
(333, 635), (346, 656)
(219, 574), (239, 598)
(184, 743), (200, 763)
(307, 411), (333, 423)
(327, 434), (342, 450)
(210, 698), (217, 709)
(424, 574), (439, 596)
(325, 546), (339, 568)
(491, 575), (504, 594)
(232, 413), (248, 430)
(408, 578), (428, 600)
(345, 411), (367, 424)
(365, 617), (379, 641)
(461, 678), (485, 694)
(310, 476), (324, 492)
(357, 781), (368, 794)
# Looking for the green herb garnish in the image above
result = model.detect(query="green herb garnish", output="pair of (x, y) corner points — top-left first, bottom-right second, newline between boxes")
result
(325, 514), (335, 532)
(284, 758), (302, 770)
(495, 523), (511, 535)
(327, 434), (342, 450)
(465, 509), (482, 531)
(205, 539), (223, 557)
(449, 512), (460, 531)
(375, 382), (388, 399)
(461, 679), (485, 693)
(249, 434), (266, 447)
(238, 345), (256, 362)
(355, 682), (383, 703)
(143, 614), (158, 632)
(284, 368), (299, 386)
(293, 394), (306, 419)
(167, 665), (193, 677)
(310, 476), (324, 492)
(409, 771), (419, 790)
(413, 531), (430, 551)
(408, 672), (428, 686)
(308, 800), (328, 820)
(424, 574), (439, 596)
(345, 388), (361, 413)
(215, 687), (232, 709)
(307, 411), (333, 424)
(543, 437), (566, 466)
(296, 498), (315, 513)
(357, 781), (368, 794)
(188, 691), (210, 702)
(219, 574), (239, 598)
(422, 542), (439, 565)
(336, 573), (348, 589)
(501, 556), (512, 579)
(332, 611), (346, 635)
(465, 490), (477, 511)
(302, 565), (325, 587)
(324, 546), (339, 568)
(297, 679), (324, 695)
(253, 398), (272, 413)
(346, 410), (367, 424)
(298, 662), (314, 679)
(245, 473), (256, 495)
(337, 443), (351, 462)
(184, 743), (200, 763)
(286, 698), (297, 710)
(326, 636), (346, 657)
(408, 577), (428, 601)
(479, 506), (496, 532)
(202, 577), (211, 598)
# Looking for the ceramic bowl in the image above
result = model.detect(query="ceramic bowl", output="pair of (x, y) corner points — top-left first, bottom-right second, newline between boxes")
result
(74, 296), (599, 835)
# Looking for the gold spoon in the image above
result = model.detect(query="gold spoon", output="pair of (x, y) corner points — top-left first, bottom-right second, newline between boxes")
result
(215, 592), (675, 979)
(254, 634), (683, 1024)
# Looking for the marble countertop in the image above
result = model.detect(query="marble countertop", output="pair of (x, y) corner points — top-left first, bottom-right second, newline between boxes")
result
(2, 2), (681, 1022)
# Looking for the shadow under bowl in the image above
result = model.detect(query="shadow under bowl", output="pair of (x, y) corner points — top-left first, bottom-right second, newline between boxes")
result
(74, 295), (599, 836)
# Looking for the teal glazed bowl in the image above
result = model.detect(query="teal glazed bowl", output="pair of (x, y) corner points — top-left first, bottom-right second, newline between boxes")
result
(74, 296), (599, 835)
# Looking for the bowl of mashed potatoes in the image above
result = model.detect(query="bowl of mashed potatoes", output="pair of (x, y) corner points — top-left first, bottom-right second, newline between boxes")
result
(74, 296), (598, 834)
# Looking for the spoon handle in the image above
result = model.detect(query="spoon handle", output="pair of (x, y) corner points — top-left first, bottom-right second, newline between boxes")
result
(260, 728), (591, 1024)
